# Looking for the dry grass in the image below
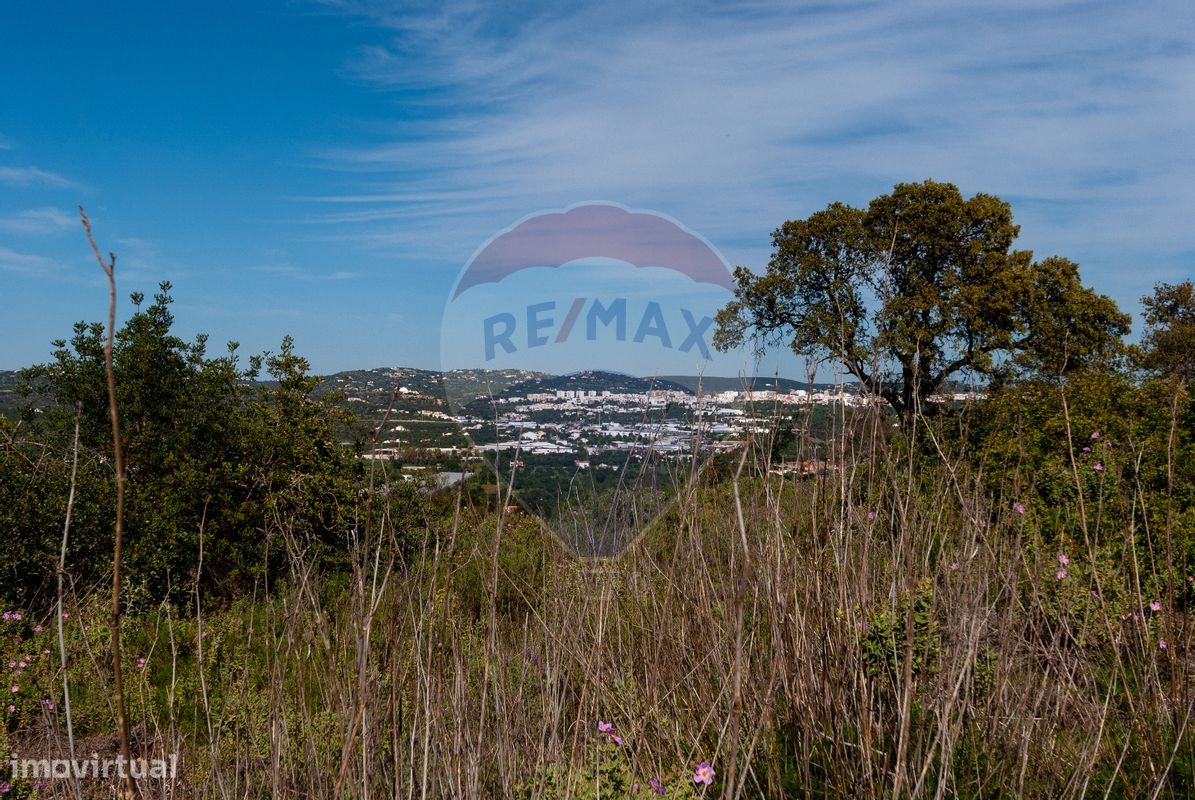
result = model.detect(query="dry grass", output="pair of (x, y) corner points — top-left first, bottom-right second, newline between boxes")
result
(7, 403), (1193, 799)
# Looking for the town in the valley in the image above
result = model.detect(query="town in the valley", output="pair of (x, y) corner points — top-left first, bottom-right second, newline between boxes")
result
(327, 367), (983, 496)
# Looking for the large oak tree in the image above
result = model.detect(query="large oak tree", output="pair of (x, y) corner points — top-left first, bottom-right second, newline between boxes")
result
(714, 180), (1131, 419)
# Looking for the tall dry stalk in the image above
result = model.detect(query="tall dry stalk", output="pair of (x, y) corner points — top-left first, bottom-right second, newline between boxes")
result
(24, 346), (1191, 798)
(81, 207), (136, 797)
(56, 401), (83, 800)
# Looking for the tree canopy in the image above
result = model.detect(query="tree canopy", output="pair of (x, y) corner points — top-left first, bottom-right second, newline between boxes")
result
(1139, 279), (1195, 387)
(713, 180), (1131, 418)
(4, 284), (363, 606)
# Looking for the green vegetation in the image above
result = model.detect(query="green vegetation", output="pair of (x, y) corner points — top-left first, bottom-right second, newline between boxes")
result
(2, 283), (363, 606)
(1, 187), (1193, 797)
(714, 180), (1130, 419)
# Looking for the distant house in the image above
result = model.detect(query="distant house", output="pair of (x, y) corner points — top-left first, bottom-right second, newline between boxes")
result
(424, 471), (472, 492)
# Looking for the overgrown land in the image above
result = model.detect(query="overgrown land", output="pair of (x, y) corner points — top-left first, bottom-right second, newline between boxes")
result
(2, 182), (1193, 798)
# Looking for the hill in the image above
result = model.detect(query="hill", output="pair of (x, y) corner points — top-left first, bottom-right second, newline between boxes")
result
(659, 374), (854, 394)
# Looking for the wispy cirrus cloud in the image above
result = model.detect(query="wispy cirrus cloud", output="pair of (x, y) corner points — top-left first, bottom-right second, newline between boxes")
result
(0, 206), (76, 235)
(0, 165), (75, 188)
(0, 245), (59, 275)
(252, 263), (358, 281)
(307, 0), (1195, 296)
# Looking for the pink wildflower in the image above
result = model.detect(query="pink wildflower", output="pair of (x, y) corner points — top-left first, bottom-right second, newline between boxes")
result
(5, 705), (12, 713)
(136, 657), (147, 670)
(1091, 431), (1100, 439)
(1150, 601), (1162, 613)
(9, 685), (18, 694)
(1093, 462), (1104, 472)
(1056, 568), (1068, 580)
(34, 625), (43, 633)
(649, 777), (665, 794)
(1058, 554), (1070, 566)
(1013, 502), (1026, 515)
(1159, 639), (1168, 650)
(950, 562), (959, 571)
(867, 510), (877, 520)
(694, 761), (715, 786)
(597, 720), (622, 745)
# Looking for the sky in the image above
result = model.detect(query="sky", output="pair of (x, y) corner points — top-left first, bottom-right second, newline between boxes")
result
(1, 0), (1192, 377)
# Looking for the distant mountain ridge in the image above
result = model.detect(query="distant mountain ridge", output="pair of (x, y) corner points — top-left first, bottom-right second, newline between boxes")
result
(313, 369), (860, 422)
(0, 367), (853, 419)
(658, 375), (852, 394)
(465, 370), (694, 397)
(313, 368), (847, 393)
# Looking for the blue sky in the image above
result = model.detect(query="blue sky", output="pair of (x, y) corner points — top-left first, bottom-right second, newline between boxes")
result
(2, 0), (1192, 375)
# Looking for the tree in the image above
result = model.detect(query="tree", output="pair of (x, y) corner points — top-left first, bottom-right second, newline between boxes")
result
(10, 284), (363, 605)
(237, 336), (362, 580)
(714, 180), (1131, 420)
(1139, 280), (1195, 386)
(21, 283), (249, 601)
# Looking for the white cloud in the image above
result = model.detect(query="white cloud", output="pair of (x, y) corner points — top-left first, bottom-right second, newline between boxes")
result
(251, 263), (358, 281)
(0, 246), (59, 275)
(0, 165), (74, 188)
(0, 207), (76, 235)
(307, 0), (1195, 296)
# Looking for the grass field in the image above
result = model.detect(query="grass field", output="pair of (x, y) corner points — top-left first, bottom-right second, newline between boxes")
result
(3, 396), (1191, 799)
